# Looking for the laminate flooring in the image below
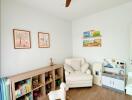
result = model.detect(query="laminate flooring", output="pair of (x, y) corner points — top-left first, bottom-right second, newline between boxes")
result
(67, 85), (132, 100)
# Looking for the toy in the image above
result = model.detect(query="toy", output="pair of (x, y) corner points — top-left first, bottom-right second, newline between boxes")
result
(32, 77), (39, 89)
(46, 84), (52, 94)
(33, 89), (42, 100)
(56, 79), (61, 86)
(49, 74), (52, 81)
(50, 58), (54, 66)
(48, 82), (69, 100)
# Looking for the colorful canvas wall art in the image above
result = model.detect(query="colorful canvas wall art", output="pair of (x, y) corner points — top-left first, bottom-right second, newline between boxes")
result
(83, 30), (102, 47)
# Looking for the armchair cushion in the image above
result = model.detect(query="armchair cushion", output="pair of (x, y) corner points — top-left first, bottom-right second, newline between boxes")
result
(64, 64), (74, 73)
(86, 69), (91, 75)
(81, 63), (89, 73)
(66, 71), (93, 82)
(71, 60), (81, 71)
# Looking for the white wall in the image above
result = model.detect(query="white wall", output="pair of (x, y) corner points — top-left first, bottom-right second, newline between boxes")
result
(72, 2), (132, 69)
(128, 24), (132, 72)
(2, 0), (132, 77)
(1, 0), (72, 77)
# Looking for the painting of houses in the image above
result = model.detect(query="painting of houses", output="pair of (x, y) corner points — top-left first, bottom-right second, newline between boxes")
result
(83, 30), (102, 47)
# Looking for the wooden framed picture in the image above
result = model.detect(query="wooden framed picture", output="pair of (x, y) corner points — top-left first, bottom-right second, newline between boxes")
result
(38, 32), (50, 48)
(13, 29), (31, 49)
(83, 30), (102, 47)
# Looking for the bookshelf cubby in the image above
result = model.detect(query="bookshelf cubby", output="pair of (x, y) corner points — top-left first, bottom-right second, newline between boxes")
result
(9, 64), (63, 100)
(32, 75), (43, 89)
(16, 92), (32, 100)
(33, 87), (45, 100)
(55, 68), (63, 90)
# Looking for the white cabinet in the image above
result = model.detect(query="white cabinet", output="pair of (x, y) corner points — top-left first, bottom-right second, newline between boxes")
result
(102, 76), (111, 87)
(102, 74), (125, 92)
(114, 78), (125, 91)
(102, 76), (115, 88)
(93, 63), (102, 86)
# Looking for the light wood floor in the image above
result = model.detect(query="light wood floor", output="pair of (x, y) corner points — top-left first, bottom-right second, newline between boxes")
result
(67, 85), (132, 100)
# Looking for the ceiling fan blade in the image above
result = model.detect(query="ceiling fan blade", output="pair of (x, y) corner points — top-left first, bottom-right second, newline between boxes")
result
(65, 0), (71, 7)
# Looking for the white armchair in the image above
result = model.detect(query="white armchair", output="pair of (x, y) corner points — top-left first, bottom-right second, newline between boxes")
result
(64, 58), (93, 88)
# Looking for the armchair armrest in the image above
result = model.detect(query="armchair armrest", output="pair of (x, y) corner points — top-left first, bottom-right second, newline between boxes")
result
(86, 69), (91, 75)
(65, 71), (70, 76)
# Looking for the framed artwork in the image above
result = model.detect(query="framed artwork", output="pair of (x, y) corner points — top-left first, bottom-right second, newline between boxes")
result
(38, 32), (50, 48)
(83, 30), (102, 47)
(13, 29), (31, 49)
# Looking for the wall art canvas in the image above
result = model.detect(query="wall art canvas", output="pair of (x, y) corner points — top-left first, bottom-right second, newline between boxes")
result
(83, 30), (102, 47)
(13, 29), (31, 49)
(38, 32), (50, 48)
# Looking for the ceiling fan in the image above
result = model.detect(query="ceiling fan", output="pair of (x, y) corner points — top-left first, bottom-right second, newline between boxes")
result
(65, 0), (71, 7)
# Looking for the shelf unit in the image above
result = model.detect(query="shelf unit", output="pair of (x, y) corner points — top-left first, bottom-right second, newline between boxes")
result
(102, 59), (126, 93)
(9, 64), (63, 100)
(102, 72), (126, 93)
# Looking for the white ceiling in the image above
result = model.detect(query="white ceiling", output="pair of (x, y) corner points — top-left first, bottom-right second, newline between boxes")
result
(16, 0), (131, 21)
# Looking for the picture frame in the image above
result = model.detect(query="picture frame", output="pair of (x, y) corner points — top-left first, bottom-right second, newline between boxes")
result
(13, 29), (31, 49)
(38, 32), (50, 48)
(83, 30), (102, 47)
